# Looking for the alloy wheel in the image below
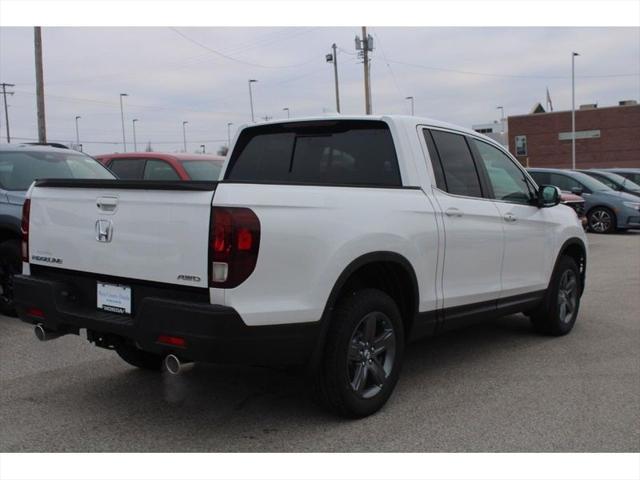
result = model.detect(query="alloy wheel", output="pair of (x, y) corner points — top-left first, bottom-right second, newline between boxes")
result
(557, 269), (578, 324)
(347, 311), (396, 399)
(589, 209), (612, 233)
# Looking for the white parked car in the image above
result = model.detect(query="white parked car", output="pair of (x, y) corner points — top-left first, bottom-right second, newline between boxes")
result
(15, 115), (587, 417)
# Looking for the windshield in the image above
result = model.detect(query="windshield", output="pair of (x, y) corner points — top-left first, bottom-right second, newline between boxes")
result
(179, 160), (223, 181)
(0, 150), (115, 191)
(594, 171), (640, 192)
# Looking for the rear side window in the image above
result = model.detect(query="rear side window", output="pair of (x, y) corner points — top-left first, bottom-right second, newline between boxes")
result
(225, 121), (401, 187)
(428, 129), (483, 198)
(108, 159), (145, 179)
(529, 171), (550, 186)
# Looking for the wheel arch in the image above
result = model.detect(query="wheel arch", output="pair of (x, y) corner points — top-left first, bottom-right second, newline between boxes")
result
(308, 251), (419, 371)
(554, 237), (587, 295)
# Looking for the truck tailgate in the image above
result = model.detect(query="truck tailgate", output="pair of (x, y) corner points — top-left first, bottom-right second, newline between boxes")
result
(27, 180), (215, 289)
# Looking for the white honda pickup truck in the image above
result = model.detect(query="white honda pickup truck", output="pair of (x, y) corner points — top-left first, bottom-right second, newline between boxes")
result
(15, 116), (587, 417)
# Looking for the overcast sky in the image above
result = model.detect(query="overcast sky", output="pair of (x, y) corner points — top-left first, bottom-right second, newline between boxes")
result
(0, 27), (638, 155)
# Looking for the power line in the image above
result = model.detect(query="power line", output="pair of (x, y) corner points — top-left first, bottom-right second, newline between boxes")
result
(384, 58), (640, 80)
(372, 31), (405, 104)
(169, 27), (318, 69)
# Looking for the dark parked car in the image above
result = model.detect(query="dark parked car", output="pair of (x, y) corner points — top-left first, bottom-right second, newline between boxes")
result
(95, 152), (225, 181)
(601, 168), (640, 187)
(578, 169), (640, 198)
(528, 168), (640, 234)
(0, 144), (115, 315)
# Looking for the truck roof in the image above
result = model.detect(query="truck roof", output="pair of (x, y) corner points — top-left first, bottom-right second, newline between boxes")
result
(239, 114), (502, 149)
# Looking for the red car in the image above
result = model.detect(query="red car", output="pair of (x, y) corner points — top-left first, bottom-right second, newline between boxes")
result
(95, 152), (225, 181)
(559, 191), (587, 228)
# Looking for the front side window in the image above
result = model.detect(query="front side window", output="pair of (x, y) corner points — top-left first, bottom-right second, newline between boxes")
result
(549, 173), (583, 193)
(226, 120), (401, 187)
(143, 159), (180, 180)
(472, 139), (533, 205)
(180, 160), (223, 181)
(0, 150), (114, 190)
(428, 129), (483, 198)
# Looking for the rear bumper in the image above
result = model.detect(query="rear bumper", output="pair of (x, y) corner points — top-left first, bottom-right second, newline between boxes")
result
(14, 274), (320, 366)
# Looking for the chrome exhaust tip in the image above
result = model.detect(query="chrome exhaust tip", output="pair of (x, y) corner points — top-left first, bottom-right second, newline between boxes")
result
(34, 324), (61, 341)
(164, 354), (181, 375)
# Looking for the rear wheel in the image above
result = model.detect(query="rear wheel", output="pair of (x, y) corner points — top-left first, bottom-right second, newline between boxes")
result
(0, 239), (22, 317)
(530, 256), (581, 336)
(116, 344), (163, 371)
(588, 207), (616, 234)
(315, 288), (405, 418)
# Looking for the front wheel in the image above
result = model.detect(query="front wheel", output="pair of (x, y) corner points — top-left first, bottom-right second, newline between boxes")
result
(588, 207), (616, 234)
(315, 288), (405, 418)
(530, 256), (581, 336)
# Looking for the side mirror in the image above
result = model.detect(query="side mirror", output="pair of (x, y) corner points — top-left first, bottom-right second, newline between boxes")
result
(538, 185), (561, 208)
(571, 186), (584, 195)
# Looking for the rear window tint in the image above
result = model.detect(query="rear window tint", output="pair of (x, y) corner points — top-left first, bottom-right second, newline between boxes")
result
(225, 120), (401, 187)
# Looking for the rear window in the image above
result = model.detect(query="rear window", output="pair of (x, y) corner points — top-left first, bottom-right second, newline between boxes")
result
(225, 120), (401, 187)
(0, 150), (114, 190)
(180, 160), (223, 181)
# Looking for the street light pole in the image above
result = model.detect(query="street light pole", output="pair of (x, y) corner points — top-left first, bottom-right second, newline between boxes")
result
(283, 107), (290, 118)
(496, 106), (505, 133)
(132, 118), (138, 152)
(74, 115), (81, 148)
(227, 122), (233, 148)
(405, 96), (414, 116)
(248, 79), (257, 122)
(182, 121), (188, 152)
(119, 93), (128, 152)
(571, 52), (579, 170)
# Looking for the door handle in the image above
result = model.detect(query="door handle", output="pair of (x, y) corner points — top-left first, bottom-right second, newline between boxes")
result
(445, 208), (464, 218)
(503, 213), (517, 223)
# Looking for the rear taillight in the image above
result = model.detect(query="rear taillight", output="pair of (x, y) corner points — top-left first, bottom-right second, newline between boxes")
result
(208, 207), (260, 288)
(21, 198), (31, 263)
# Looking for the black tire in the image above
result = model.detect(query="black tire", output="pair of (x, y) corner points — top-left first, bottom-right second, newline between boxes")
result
(315, 288), (405, 418)
(0, 239), (22, 317)
(116, 344), (163, 371)
(588, 206), (616, 234)
(530, 256), (581, 336)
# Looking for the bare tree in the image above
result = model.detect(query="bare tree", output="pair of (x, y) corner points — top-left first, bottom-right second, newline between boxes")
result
(217, 145), (229, 156)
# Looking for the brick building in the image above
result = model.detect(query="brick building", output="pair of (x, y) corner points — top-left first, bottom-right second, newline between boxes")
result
(507, 101), (640, 168)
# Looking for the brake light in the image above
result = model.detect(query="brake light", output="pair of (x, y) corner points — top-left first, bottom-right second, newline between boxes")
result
(209, 207), (260, 288)
(26, 307), (44, 319)
(157, 335), (186, 347)
(21, 198), (31, 263)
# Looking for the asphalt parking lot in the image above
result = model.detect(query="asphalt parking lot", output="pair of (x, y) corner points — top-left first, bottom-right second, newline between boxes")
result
(1, 232), (638, 452)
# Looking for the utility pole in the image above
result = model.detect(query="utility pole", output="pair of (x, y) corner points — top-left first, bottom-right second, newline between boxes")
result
(182, 121), (188, 152)
(1, 83), (15, 143)
(406, 96), (414, 116)
(356, 27), (373, 114)
(326, 44), (340, 113)
(132, 118), (138, 152)
(119, 93), (128, 152)
(227, 122), (233, 148)
(571, 52), (579, 170)
(248, 79), (257, 122)
(34, 27), (47, 143)
(74, 115), (81, 148)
